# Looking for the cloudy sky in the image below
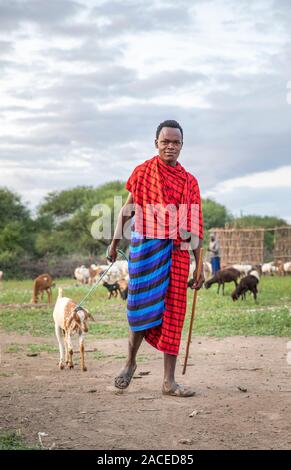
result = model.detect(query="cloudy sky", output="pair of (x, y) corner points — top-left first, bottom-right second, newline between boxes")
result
(1, 0), (291, 221)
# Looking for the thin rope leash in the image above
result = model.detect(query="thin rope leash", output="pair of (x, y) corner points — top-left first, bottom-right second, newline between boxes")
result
(74, 248), (128, 311)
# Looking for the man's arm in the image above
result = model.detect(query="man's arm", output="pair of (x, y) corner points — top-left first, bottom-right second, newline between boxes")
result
(108, 193), (134, 262)
(191, 237), (205, 290)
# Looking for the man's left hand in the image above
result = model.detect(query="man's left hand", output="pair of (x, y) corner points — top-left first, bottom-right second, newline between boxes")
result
(190, 270), (205, 290)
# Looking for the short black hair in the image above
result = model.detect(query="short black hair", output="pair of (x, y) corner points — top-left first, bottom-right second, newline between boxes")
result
(156, 120), (183, 140)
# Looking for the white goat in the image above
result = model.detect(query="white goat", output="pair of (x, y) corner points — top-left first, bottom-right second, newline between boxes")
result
(112, 260), (128, 278)
(249, 270), (260, 281)
(92, 264), (126, 284)
(231, 264), (253, 276)
(74, 265), (90, 285)
(188, 261), (212, 281)
(284, 262), (291, 275)
(262, 262), (278, 275)
(53, 288), (94, 371)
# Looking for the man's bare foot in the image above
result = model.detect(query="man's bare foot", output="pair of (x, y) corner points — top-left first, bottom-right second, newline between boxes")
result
(114, 364), (137, 389)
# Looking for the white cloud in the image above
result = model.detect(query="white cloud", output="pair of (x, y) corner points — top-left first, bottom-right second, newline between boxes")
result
(0, 0), (290, 222)
(204, 166), (291, 222)
(205, 165), (291, 194)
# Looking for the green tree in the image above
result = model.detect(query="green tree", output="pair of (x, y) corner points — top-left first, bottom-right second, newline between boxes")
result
(0, 188), (36, 275)
(202, 198), (233, 231)
(36, 182), (128, 256)
(232, 215), (287, 229)
(0, 188), (30, 229)
(38, 186), (96, 220)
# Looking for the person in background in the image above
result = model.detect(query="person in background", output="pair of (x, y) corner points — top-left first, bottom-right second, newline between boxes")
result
(208, 233), (221, 274)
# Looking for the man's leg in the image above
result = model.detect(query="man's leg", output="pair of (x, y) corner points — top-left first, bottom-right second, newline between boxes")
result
(163, 353), (177, 391)
(114, 330), (144, 389)
(212, 257), (216, 274)
(162, 353), (195, 397)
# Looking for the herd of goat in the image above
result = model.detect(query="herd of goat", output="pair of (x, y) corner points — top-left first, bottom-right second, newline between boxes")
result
(1, 260), (290, 307)
(1, 261), (290, 372)
(74, 259), (291, 304)
(74, 261), (129, 300)
(33, 259), (291, 372)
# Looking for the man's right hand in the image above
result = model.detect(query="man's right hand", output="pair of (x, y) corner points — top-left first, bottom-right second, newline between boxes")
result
(107, 243), (118, 262)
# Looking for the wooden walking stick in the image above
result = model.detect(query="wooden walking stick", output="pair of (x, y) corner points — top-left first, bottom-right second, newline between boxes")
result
(182, 248), (204, 375)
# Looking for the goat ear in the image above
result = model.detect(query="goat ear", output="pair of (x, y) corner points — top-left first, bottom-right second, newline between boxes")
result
(88, 313), (95, 322)
(67, 311), (78, 328)
(67, 313), (74, 328)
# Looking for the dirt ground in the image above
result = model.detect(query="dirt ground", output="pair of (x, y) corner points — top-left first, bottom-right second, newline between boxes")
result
(0, 332), (291, 450)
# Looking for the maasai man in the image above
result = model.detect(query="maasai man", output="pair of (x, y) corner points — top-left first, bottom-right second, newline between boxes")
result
(108, 120), (204, 397)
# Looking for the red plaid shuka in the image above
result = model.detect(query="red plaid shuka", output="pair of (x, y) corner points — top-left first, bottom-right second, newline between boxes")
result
(126, 155), (203, 356)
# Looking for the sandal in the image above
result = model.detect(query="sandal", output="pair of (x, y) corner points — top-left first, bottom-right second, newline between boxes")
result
(162, 384), (195, 397)
(114, 365), (137, 389)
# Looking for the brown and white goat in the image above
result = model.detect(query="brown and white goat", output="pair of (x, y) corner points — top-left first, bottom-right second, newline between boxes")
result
(31, 273), (53, 304)
(53, 288), (94, 371)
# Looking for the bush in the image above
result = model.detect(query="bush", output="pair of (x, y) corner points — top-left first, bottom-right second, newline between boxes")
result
(2, 254), (106, 279)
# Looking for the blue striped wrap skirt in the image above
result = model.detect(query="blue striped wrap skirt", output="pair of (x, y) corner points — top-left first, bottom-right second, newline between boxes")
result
(127, 231), (173, 332)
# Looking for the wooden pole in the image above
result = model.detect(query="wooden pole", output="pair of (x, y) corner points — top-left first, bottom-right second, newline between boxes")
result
(182, 248), (204, 375)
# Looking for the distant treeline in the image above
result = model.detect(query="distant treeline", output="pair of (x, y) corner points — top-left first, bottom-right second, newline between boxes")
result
(0, 185), (288, 278)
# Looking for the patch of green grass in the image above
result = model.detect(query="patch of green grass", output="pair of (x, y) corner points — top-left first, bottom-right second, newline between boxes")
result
(0, 276), (291, 339)
(89, 322), (129, 339)
(0, 371), (15, 377)
(0, 431), (36, 450)
(183, 276), (291, 337)
(27, 343), (58, 353)
(0, 279), (129, 337)
(185, 307), (291, 337)
(0, 278), (76, 305)
(90, 350), (109, 361)
(5, 344), (23, 353)
(0, 307), (55, 336)
(137, 355), (150, 363)
(5, 343), (57, 353)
